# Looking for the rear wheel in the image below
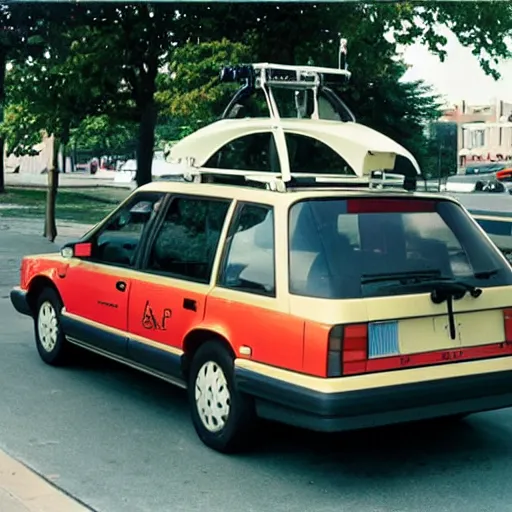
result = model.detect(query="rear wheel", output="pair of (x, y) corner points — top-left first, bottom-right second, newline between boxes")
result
(188, 341), (256, 453)
(34, 288), (71, 366)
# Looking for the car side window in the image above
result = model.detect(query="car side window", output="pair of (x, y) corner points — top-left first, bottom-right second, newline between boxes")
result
(145, 196), (231, 283)
(204, 132), (280, 173)
(90, 192), (165, 267)
(286, 133), (354, 175)
(219, 203), (275, 297)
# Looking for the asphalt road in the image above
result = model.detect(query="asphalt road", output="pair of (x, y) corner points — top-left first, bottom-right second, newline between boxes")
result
(2, 225), (512, 512)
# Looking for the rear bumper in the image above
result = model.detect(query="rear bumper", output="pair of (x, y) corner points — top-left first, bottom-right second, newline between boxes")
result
(235, 359), (512, 432)
(10, 287), (32, 317)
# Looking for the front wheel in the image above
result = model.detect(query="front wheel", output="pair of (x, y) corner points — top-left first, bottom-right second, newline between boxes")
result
(188, 342), (256, 453)
(34, 288), (71, 366)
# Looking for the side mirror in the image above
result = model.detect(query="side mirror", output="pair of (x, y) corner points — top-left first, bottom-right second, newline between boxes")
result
(60, 242), (92, 259)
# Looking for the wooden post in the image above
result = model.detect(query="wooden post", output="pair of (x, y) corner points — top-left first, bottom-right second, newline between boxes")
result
(43, 135), (59, 241)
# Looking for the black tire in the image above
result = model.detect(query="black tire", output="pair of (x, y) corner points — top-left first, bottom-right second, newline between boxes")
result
(34, 288), (71, 366)
(188, 341), (256, 454)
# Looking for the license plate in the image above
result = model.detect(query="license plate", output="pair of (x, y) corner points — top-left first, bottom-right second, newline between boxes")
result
(369, 309), (505, 358)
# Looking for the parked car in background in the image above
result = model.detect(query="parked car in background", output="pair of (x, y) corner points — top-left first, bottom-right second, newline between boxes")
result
(463, 161), (512, 176)
(114, 150), (183, 184)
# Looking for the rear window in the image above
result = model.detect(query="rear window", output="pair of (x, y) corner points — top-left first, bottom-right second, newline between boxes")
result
(288, 197), (512, 299)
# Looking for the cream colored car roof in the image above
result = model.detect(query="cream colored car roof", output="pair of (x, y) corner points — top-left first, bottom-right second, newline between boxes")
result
(167, 118), (421, 177)
(140, 178), (453, 208)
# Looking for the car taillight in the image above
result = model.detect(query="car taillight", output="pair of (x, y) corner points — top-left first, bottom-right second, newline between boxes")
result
(327, 324), (368, 377)
(505, 309), (512, 342)
(343, 324), (368, 375)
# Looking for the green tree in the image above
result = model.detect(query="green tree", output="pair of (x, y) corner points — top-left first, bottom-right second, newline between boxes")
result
(5, 1), (512, 194)
(336, 60), (443, 175)
(156, 38), (253, 132)
(183, 2), (512, 79)
(0, 2), (50, 192)
(3, 11), (123, 240)
(62, 3), (191, 187)
(160, 2), (509, 175)
(71, 115), (138, 162)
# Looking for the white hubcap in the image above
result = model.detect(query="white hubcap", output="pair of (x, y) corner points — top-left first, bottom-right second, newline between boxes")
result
(37, 301), (58, 353)
(195, 361), (231, 433)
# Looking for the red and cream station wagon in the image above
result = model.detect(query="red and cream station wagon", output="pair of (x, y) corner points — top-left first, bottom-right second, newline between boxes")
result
(10, 167), (512, 453)
(9, 60), (512, 453)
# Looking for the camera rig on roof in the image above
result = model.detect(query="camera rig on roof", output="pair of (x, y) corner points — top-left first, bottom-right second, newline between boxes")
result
(218, 38), (356, 123)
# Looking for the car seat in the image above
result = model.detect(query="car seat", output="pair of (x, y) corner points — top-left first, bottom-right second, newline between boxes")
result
(306, 233), (359, 298)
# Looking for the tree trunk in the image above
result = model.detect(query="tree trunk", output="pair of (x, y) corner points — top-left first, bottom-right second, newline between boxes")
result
(136, 96), (157, 187)
(0, 46), (6, 194)
(44, 136), (59, 242)
(73, 140), (77, 173)
(61, 122), (70, 174)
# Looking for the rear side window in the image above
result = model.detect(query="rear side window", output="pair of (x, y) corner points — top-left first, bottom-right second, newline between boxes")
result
(288, 197), (512, 299)
(219, 203), (275, 296)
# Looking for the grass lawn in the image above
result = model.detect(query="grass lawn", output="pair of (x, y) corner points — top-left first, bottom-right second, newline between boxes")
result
(0, 187), (131, 224)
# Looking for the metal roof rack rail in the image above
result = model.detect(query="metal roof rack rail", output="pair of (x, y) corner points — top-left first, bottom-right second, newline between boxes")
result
(219, 62), (351, 90)
(159, 166), (419, 193)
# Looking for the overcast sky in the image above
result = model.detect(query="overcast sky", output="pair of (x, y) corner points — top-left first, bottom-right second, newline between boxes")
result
(398, 25), (512, 107)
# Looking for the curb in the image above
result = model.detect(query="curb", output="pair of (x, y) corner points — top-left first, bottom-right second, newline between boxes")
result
(4, 183), (133, 191)
(0, 449), (95, 512)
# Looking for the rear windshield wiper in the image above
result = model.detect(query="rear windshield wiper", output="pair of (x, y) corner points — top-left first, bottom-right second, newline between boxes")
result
(361, 271), (482, 298)
(361, 270), (444, 285)
(362, 268), (499, 285)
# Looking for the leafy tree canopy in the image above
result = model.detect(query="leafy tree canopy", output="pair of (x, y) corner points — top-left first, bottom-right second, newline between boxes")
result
(71, 115), (137, 156)
(156, 38), (253, 129)
(2, 1), (511, 185)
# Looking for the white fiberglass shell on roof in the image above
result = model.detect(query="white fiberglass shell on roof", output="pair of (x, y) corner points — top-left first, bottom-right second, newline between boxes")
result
(166, 117), (421, 179)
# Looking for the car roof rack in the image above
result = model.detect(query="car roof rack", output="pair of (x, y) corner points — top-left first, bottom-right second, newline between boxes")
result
(252, 62), (351, 88)
(220, 62), (351, 90)
(159, 166), (420, 193)
(219, 38), (355, 122)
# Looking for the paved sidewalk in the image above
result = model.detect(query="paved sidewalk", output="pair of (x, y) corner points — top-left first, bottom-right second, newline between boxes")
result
(5, 171), (132, 189)
(0, 449), (92, 511)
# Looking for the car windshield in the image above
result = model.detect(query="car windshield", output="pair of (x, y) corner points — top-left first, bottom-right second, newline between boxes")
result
(288, 197), (512, 299)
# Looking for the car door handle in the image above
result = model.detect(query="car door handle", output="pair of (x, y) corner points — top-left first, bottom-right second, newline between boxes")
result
(116, 281), (127, 292)
(183, 298), (197, 312)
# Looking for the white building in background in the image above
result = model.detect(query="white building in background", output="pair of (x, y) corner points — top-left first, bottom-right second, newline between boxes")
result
(3, 133), (73, 175)
(4, 133), (53, 175)
(440, 99), (512, 169)
(460, 120), (512, 163)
